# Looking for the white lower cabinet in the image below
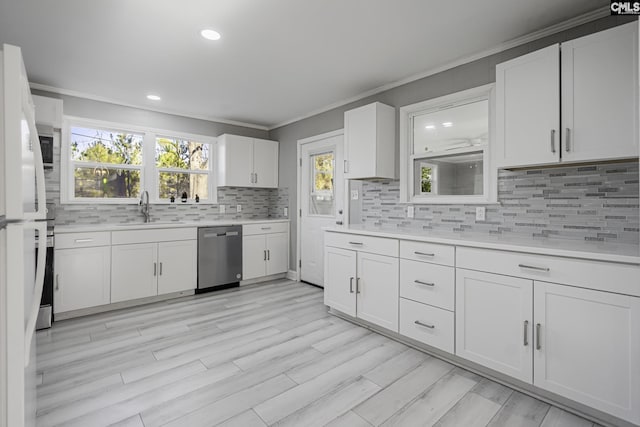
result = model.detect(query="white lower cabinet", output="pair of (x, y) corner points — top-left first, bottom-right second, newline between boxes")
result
(242, 223), (289, 281)
(54, 246), (111, 313)
(111, 240), (197, 303)
(455, 269), (533, 383)
(534, 281), (640, 424)
(323, 237), (399, 332)
(111, 243), (158, 303)
(400, 298), (454, 353)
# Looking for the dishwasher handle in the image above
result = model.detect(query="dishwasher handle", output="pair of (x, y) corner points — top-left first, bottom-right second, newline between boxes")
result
(202, 231), (240, 238)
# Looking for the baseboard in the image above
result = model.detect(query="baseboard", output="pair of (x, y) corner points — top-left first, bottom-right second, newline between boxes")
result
(240, 272), (288, 286)
(286, 270), (298, 281)
(54, 290), (195, 321)
(327, 308), (632, 427)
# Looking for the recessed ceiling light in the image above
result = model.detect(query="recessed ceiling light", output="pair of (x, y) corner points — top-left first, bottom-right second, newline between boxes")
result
(442, 122), (453, 127)
(201, 29), (221, 41)
(425, 125), (436, 130)
(147, 94), (161, 101)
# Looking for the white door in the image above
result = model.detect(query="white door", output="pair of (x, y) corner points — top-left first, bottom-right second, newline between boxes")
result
(534, 281), (640, 425)
(242, 235), (266, 280)
(455, 269), (533, 383)
(266, 233), (288, 276)
(54, 247), (111, 313)
(323, 246), (356, 316)
(561, 22), (638, 162)
(157, 240), (197, 295)
(111, 243), (158, 303)
(356, 252), (399, 332)
(253, 139), (279, 188)
(495, 44), (560, 168)
(300, 133), (344, 286)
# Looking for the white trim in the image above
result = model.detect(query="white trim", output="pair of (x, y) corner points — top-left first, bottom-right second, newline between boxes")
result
(286, 270), (298, 281)
(296, 128), (345, 282)
(61, 116), (218, 204)
(269, 6), (609, 130)
(30, 83), (269, 131)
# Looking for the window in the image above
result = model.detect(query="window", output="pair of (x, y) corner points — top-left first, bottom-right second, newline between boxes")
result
(399, 84), (496, 204)
(62, 118), (216, 204)
(309, 152), (335, 216)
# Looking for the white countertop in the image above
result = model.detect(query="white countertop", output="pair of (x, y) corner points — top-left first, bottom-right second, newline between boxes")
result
(55, 218), (289, 233)
(324, 225), (640, 265)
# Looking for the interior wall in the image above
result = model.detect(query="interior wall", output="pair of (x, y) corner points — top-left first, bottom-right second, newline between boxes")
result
(269, 15), (636, 272)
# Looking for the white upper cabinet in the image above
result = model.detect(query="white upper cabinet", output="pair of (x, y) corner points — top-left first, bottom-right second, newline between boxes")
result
(495, 22), (638, 168)
(344, 102), (396, 179)
(217, 134), (279, 188)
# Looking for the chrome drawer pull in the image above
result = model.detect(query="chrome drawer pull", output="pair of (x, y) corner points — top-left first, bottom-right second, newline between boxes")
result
(414, 280), (435, 287)
(348, 241), (363, 245)
(260, 227), (271, 230)
(518, 263), (550, 272)
(523, 320), (529, 346)
(536, 323), (542, 350)
(74, 238), (93, 243)
(414, 320), (435, 329)
(414, 251), (435, 257)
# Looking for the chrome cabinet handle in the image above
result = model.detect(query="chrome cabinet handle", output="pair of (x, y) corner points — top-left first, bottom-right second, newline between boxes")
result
(414, 320), (435, 329)
(523, 320), (529, 346)
(255, 173), (258, 183)
(74, 238), (93, 243)
(261, 227), (271, 230)
(356, 278), (361, 294)
(348, 241), (363, 246)
(518, 263), (550, 272)
(349, 277), (354, 293)
(565, 128), (571, 152)
(550, 129), (556, 153)
(267, 250), (270, 261)
(153, 262), (157, 276)
(55, 274), (60, 291)
(263, 250), (267, 261)
(159, 262), (163, 276)
(536, 323), (542, 350)
(414, 280), (435, 287)
(414, 251), (435, 257)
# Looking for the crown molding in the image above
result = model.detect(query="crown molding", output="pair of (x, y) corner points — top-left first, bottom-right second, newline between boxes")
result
(28, 83), (270, 131)
(268, 6), (610, 130)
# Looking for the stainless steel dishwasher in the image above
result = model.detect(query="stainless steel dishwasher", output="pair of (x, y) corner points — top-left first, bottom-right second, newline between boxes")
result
(197, 225), (242, 292)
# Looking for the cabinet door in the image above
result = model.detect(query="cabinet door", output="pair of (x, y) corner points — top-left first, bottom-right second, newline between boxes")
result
(534, 281), (640, 425)
(266, 232), (288, 275)
(242, 235), (266, 280)
(356, 252), (399, 332)
(157, 240), (196, 295)
(323, 246), (356, 317)
(217, 134), (254, 187)
(111, 243), (158, 303)
(54, 247), (110, 313)
(253, 138), (279, 188)
(456, 269), (533, 383)
(561, 22), (638, 162)
(495, 44), (560, 168)
(344, 103), (376, 179)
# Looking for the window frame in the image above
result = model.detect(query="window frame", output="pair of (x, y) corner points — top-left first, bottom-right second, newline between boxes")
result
(61, 116), (217, 204)
(399, 83), (497, 205)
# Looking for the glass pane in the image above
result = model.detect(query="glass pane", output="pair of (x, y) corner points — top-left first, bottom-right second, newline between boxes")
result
(70, 127), (143, 165)
(413, 151), (483, 196)
(156, 138), (209, 171)
(413, 99), (488, 154)
(310, 152), (334, 215)
(74, 167), (141, 198)
(159, 172), (208, 200)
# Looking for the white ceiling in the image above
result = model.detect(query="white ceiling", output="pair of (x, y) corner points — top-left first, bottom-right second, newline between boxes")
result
(0, 0), (606, 129)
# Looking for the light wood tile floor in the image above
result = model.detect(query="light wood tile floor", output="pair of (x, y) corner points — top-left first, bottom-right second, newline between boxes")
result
(36, 280), (601, 427)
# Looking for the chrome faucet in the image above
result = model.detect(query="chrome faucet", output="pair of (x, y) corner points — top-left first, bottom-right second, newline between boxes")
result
(139, 190), (150, 223)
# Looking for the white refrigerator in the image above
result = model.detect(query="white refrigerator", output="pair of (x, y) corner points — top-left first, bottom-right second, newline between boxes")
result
(0, 44), (47, 427)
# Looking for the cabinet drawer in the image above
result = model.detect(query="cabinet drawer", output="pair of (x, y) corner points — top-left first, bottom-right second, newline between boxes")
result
(400, 240), (455, 266)
(55, 232), (111, 249)
(324, 232), (398, 257)
(400, 298), (454, 353)
(112, 228), (197, 245)
(243, 222), (289, 236)
(457, 247), (640, 297)
(400, 259), (454, 311)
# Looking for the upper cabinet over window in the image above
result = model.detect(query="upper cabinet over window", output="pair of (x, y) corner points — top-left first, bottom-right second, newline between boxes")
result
(400, 84), (496, 204)
(216, 134), (279, 188)
(344, 102), (396, 180)
(495, 21), (639, 168)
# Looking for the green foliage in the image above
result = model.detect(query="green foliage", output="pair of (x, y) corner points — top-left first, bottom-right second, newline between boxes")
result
(421, 166), (432, 193)
(314, 153), (333, 192)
